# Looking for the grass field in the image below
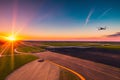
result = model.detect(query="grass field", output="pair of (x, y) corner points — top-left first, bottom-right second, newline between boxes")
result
(96, 45), (120, 50)
(17, 45), (45, 53)
(42, 42), (93, 46)
(41, 41), (120, 50)
(0, 54), (38, 80)
(59, 68), (80, 80)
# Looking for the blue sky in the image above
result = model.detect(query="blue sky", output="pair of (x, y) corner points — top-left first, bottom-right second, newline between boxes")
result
(0, 0), (120, 41)
(30, 0), (120, 29)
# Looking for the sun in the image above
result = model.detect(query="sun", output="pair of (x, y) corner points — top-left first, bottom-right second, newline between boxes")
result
(7, 35), (16, 41)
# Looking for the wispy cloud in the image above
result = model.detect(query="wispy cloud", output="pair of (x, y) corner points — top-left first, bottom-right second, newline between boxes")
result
(106, 32), (120, 37)
(84, 9), (94, 26)
(98, 8), (112, 19)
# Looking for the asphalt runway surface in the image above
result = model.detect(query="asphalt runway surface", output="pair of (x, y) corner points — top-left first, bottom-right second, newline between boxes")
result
(6, 60), (60, 80)
(37, 51), (120, 80)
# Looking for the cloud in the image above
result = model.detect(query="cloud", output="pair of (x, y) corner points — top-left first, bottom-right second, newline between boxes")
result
(107, 32), (120, 37)
(84, 9), (94, 25)
(98, 8), (112, 19)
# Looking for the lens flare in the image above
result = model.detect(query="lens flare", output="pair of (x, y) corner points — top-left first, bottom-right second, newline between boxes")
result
(6, 35), (16, 41)
(0, 34), (18, 69)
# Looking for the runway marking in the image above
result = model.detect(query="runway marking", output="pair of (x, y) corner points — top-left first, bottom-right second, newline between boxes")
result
(13, 49), (85, 80)
(47, 60), (86, 80)
(44, 52), (120, 79)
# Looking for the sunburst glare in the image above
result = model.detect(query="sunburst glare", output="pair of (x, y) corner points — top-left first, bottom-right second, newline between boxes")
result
(6, 35), (17, 41)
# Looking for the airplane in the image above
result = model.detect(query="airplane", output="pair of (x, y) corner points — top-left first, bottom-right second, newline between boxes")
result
(98, 26), (107, 30)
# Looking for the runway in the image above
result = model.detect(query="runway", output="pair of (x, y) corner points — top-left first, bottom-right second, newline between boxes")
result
(36, 51), (120, 80)
(6, 60), (60, 80)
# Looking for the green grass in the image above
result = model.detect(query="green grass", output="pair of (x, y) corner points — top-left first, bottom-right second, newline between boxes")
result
(17, 45), (45, 53)
(59, 68), (80, 80)
(42, 42), (98, 46)
(96, 45), (120, 51)
(42, 42), (120, 50)
(0, 54), (38, 80)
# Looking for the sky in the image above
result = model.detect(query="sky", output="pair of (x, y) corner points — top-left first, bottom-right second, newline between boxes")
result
(0, 0), (120, 41)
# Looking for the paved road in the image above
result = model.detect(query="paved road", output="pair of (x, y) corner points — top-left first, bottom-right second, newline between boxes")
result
(6, 60), (60, 80)
(36, 51), (120, 80)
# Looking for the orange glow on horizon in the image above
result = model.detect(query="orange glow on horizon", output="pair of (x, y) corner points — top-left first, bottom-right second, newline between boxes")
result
(6, 35), (16, 41)
(0, 32), (120, 41)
